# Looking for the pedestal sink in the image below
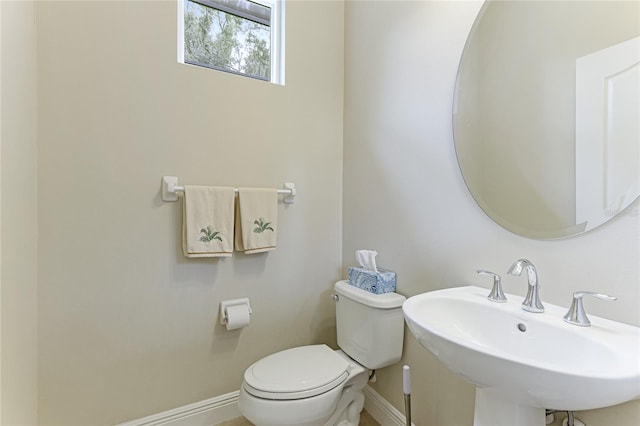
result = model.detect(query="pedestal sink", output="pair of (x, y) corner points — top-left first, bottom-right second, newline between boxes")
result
(402, 286), (640, 426)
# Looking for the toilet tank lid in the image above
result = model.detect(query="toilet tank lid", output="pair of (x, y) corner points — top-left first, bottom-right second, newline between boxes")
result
(334, 280), (406, 309)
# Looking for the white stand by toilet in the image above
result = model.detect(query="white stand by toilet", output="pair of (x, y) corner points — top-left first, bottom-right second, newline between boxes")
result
(238, 280), (406, 426)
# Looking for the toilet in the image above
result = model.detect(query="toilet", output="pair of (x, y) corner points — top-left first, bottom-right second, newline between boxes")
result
(238, 280), (406, 426)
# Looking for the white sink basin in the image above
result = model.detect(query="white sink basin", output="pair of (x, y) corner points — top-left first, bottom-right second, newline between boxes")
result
(403, 286), (640, 426)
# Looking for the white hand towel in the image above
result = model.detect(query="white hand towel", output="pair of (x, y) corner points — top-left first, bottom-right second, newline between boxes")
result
(182, 185), (235, 258)
(235, 188), (278, 254)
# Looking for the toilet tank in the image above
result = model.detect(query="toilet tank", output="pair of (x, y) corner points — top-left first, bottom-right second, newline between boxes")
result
(333, 280), (406, 369)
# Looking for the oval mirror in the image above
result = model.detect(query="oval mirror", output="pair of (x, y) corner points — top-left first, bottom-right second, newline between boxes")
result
(454, 0), (639, 239)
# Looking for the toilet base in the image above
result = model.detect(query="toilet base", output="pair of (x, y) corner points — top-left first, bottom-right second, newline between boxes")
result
(323, 366), (368, 426)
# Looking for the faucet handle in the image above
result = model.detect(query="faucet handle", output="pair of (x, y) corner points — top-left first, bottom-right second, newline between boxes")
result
(563, 291), (617, 327)
(477, 269), (506, 303)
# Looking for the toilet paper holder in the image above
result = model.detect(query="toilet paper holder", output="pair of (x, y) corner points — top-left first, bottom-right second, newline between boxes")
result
(220, 298), (252, 326)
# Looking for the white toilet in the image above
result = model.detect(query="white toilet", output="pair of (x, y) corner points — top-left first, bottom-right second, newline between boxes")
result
(238, 280), (406, 426)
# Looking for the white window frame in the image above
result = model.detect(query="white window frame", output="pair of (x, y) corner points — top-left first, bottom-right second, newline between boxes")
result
(177, 0), (285, 85)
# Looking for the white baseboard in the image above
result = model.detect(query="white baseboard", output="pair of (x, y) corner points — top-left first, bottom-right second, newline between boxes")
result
(115, 391), (241, 426)
(363, 385), (415, 426)
(116, 385), (412, 426)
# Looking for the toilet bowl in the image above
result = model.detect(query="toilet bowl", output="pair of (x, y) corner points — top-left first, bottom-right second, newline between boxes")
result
(238, 281), (406, 426)
(238, 345), (367, 426)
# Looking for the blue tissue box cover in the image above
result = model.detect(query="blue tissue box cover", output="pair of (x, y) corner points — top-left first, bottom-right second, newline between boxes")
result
(348, 267), (396, 294)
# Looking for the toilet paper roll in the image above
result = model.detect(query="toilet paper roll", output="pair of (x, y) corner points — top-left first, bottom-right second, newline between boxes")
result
(224, 304), (251, 331)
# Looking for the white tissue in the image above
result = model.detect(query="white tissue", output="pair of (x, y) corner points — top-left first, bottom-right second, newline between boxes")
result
(220, 298), (252, 331)
(356, 250), (378, 272)
(225, 304), (251, 331)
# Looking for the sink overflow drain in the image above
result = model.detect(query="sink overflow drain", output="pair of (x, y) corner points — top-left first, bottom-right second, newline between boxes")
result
(517, 323), (527, 332)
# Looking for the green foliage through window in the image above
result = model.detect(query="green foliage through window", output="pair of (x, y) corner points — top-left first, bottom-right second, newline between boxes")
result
(184, 0), (272, 81)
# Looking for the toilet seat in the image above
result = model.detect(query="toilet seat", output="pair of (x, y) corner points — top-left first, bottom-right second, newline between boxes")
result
(243, 344), (350, 400)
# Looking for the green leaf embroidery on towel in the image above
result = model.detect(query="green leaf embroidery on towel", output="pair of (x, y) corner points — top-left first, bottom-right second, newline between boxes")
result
(200, 226), (223, 242)
(253, 217), (274, 233)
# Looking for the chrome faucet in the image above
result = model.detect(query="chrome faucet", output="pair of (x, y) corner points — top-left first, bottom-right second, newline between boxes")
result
(563, 291), (617, 326)
(477, 269), (506, 303)
(507, 259), (544, 313)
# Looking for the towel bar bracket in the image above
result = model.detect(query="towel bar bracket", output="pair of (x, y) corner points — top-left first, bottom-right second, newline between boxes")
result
(161, 176), (296, 204)
(162, 176), (179, 202)
(283, 182), (296, 204)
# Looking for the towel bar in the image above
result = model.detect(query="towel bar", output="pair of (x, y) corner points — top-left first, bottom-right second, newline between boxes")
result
(162, 176), (296, 204)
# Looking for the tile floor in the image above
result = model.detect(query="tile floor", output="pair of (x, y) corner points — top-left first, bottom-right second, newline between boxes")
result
(216, 410), (380, 426)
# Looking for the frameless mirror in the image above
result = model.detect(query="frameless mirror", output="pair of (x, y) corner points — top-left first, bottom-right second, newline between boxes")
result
(454, 0), (639, 239)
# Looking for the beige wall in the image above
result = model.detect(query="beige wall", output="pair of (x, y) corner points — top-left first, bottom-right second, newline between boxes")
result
(344, 1), (639, 425)
(1, 0), (39, 424)
(36, 1), (344, 424)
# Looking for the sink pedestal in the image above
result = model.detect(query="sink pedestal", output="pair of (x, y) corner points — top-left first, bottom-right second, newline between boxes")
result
(474, 389), (545, 426)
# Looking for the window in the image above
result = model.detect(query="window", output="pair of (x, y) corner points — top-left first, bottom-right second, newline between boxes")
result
(179, 0), (284, 84)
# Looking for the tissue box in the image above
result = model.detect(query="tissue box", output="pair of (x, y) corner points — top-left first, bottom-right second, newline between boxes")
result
(348, 267), (396, 294)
